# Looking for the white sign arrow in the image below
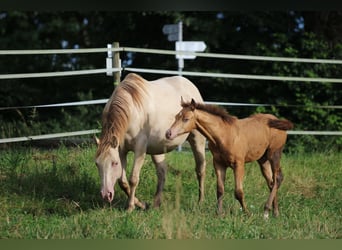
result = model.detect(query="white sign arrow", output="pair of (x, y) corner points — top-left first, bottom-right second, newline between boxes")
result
(175, 41), (207, 59)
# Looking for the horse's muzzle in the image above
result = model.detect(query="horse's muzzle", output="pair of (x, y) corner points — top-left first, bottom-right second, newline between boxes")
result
(101, 189), (114, 203)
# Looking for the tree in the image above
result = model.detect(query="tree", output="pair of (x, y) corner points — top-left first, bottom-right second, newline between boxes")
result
(0, 11), (341, 151)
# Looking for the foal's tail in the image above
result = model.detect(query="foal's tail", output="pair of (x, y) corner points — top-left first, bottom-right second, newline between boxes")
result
(268, 119), (294, 131)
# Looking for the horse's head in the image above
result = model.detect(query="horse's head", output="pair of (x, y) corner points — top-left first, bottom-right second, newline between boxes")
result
(95, 136), (122, 203)
(166, 97), (197, 140)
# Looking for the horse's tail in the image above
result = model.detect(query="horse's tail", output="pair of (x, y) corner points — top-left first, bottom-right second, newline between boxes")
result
(268, 119), (294, 131)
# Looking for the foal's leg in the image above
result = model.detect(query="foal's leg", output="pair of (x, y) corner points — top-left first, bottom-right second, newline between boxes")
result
(271, 167), (283, 217)
(210, 144), (226, 214)
(214, 161), (227, 214)
(258, 155), (273, 188)
(233, 161), (249, 215)
(187, 130), (207, 204)
(151, 154), (168, 208)
(258, 158), (275, 219)
(264, 149), (283, 218)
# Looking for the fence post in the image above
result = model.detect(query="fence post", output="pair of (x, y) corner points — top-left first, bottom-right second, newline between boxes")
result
(113, 42), (121, 86)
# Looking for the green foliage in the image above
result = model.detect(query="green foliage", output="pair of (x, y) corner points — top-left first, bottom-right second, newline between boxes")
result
(0, 146), (341, 239)
(0, 11), (341, 152)
(254, 31), (342, 151)
(0, 91), (103, 139)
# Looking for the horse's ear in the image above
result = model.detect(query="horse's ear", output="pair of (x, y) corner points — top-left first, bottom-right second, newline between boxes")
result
(94, 136), (100, 145)
(190, 98), (196, 110)
(180, 96), (185, 106)
(111, 136), (118, 148)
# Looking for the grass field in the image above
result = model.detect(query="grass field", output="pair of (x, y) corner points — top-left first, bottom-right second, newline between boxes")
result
(0, 144), (341, 239)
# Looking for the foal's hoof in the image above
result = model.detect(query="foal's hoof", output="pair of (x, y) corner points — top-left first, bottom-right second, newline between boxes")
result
(273, 210), (280, 217)
(242, 208), (251, 217)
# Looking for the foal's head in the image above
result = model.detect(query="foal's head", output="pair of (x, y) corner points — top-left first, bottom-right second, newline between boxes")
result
(165, 98), (197, 140)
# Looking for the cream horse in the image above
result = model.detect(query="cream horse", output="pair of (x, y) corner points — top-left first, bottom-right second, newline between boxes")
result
(95, 73), (206, 212)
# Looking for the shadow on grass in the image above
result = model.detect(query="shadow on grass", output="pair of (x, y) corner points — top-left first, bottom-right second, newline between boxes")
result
(1, 164), (131, 217)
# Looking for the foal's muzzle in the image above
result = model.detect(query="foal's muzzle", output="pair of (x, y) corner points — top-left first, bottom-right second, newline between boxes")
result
(165, 129), (171, 139)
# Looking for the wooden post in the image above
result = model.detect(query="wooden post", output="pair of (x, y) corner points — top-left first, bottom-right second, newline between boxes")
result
(113, 42), (121, 86)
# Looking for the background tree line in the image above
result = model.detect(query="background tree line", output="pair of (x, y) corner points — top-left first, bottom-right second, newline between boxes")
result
(0, 11), (341, 151)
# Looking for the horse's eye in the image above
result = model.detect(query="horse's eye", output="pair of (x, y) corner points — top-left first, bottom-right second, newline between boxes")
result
(112, 161), (119, 168)
(183, 117), (189, 122)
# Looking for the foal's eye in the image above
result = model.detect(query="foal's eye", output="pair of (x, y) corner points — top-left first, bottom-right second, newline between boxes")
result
(183, 117), (189, 122)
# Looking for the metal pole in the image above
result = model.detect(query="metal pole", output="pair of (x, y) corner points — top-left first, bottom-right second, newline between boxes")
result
(106, 43), (113, 77)
(177, 21), (183, 152)
(177, 21), (184, 76)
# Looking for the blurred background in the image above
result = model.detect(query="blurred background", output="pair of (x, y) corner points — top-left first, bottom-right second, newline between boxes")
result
(0, 11), (341, 151)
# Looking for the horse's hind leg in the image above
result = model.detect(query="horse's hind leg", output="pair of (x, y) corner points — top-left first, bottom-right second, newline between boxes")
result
(263, 148), (284, 218)
(151, 154), (168, 208)
(187, 130), (206, 204)
(258, 157), (275, 218)
(272, 167), (283, 216)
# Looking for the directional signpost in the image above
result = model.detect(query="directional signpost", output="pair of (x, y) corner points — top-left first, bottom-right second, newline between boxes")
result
(162, 21), (206, 152)
(175, 41), (207, 59)
(162, 22), (206, 71)
(162, 24), (179, 41)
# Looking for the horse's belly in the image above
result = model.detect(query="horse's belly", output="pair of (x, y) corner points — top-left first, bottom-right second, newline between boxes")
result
(146, 133), (188, 154)
(245, 144), (268, 162)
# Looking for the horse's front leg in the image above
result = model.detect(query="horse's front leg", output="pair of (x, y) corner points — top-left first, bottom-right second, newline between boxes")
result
(118, 169), (146, 209)
(127, 147), (147, 212)
(187, 130), (207, 204)
(151, 154), (167, 208)
(233, 160), (249, 215)
(213, 158), (227, 214)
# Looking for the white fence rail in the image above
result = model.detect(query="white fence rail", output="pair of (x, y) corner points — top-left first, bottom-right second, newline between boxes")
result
(1, 45), (341, 144)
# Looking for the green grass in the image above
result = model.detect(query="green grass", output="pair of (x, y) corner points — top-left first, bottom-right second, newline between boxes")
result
(0, 144), (341, 239)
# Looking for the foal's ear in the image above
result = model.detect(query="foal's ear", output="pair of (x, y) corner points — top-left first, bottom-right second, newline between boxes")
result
(190, 98), (196, 110)
(94, 136), (100, 145)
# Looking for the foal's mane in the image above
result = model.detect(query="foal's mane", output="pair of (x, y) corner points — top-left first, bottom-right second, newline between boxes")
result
(96, 73), (149, 156)
(182, 101), (237, 124)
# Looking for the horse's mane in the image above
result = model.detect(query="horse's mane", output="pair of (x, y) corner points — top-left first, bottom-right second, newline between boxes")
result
(182, 101), (237, 124)
(96, 73), (149, 156)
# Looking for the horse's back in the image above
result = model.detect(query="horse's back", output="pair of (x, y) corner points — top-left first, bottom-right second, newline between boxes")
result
(239, 114), (288, 143)
(147, 75), (203, 120)
(235, 114), (288, 161)
(137, 75), (203, 154)
(149, 76), (203, 104)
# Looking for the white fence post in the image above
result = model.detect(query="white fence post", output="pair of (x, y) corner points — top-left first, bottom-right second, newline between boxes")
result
(0, 45), (342, 144)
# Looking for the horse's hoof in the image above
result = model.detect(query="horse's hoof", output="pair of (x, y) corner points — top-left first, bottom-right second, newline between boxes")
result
(145, 202), (151, 210)
(244, 211), (252, 217)
(127, 205), (135, 213)
(263, 211), (269, 220)
(273, 210), (280, 217)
